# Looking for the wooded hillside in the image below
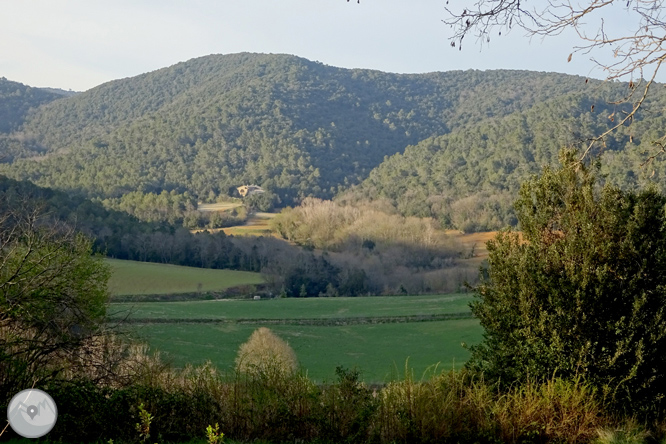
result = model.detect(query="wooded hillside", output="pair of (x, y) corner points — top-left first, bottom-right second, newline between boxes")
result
(1, 53), (664, 231)
(342, 90), (666, 231)
(1, 53), (628, 204)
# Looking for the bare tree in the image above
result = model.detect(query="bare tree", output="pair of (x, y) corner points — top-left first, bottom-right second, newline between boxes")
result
(443, 0), (666, 158)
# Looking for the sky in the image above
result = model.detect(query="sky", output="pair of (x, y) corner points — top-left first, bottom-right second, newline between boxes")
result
(0, 0), (638, 92)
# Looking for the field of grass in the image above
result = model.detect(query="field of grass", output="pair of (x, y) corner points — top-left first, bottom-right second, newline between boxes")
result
(106, 259), (264, 296)
(107, 260), (482, 383)
(222, 212), (275, 236)
(112, 293), (474, 320)
(113, 292), (480, 382)
(196, 201), (243, 212)
(132, 318), (482, 382)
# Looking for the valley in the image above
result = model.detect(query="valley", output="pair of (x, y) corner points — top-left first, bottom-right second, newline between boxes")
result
(3, 52), (666, 443)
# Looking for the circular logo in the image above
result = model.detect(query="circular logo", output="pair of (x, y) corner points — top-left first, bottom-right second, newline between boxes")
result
(7, 389), (58, 438)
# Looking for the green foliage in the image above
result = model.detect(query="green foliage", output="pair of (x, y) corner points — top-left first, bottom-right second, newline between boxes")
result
(206, 423), (224, 444)
(5, 55), (666, 234)
(0, 77), (69, 164)
(468, 149), (666, 413)
(0, 197), (111, 396)
(100, 190), (197, 225)
(0, 77), (64, 133)
(135, 402), (153, 443)
(319, 366), (378, 443)
(345, 90), (666, 231)
(0, 53), (640, 209)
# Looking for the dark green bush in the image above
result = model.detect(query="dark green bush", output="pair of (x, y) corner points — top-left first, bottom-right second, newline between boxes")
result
(468, 149), (666, 416)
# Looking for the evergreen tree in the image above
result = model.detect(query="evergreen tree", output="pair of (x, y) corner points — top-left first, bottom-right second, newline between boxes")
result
(468, 149), (666, 413)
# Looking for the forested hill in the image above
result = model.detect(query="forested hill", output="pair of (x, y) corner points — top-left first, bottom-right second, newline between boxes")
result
(0, 77), (66, 132)
(0, 52), (618, 205)
(0, 77), (67, 161)
(341, 89), (666, 231)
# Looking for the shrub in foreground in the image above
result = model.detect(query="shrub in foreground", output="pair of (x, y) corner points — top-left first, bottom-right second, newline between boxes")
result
(32, 367), (624, 444)
(469, 149), (666, 415)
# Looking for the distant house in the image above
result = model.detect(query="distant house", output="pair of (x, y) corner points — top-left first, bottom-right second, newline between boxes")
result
(237, 185), (265, 197)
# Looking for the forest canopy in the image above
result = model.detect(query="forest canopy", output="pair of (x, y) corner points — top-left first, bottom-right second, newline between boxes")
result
(2, 53), (666, 231)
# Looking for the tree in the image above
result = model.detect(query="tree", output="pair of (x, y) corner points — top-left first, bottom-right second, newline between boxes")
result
(467, 149), (666, 412)
(0, 199), (111, 396)
(235, 327), (299, 377)
(443, 0), (666, 158)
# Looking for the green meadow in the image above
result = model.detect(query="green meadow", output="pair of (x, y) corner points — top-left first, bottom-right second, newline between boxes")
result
(131, 319), (482, 383)
(112, 293), (474, 320)
(107, 259), (482, 383)
(106, 258), (264, 295)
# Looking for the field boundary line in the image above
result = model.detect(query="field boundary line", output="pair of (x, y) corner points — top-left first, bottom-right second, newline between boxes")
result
(120, 312), (475, 326)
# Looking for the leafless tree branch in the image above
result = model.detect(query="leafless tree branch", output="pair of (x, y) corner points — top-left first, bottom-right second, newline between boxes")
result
(444, 0), (666, 158)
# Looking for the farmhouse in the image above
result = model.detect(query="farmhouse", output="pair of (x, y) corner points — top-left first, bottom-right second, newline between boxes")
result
(237, 185), (265, 197)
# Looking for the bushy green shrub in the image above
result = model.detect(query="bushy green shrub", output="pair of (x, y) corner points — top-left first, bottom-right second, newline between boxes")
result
(469, 149), (666, 415)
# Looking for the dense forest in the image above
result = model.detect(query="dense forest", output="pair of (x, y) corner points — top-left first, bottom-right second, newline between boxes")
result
(0, 77), (68, 161)
(341, 91), (666, 231)
(1, 53), (665, 232)
(0, 53), (641, 207)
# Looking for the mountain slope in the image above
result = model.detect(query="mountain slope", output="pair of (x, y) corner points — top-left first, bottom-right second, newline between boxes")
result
(0, 53), (616, 204)
(0, 77), (67, 161)
(341, 89), (666, 231)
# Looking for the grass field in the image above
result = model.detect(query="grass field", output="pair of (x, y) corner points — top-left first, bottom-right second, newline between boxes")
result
(222, 212), (275, 236)
(196, 202), (243, 212)
(132, 319), (482, 382)
(113, 292), (481, 382)
(112, 294), (474, 320)
(107, 260), (483, 383)
(105, 259), (264, 296)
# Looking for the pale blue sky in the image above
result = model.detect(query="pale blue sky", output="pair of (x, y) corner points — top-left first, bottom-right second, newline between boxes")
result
(0, 0), (636, 91)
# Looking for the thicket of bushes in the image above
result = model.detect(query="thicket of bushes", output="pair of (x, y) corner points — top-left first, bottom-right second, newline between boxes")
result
(12, 362), (662, 444)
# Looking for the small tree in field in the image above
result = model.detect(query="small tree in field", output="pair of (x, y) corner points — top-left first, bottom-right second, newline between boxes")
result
(235, 327), (298, 377)
(468, 149), (666, 413)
